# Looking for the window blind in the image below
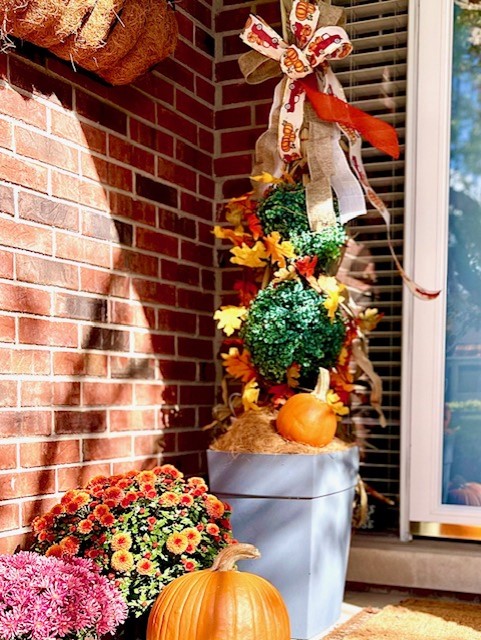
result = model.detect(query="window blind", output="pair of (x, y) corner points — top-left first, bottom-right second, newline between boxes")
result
(334, 0), (409, 532)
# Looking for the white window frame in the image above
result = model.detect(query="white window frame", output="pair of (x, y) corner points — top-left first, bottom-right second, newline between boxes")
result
(401, 0), (481, 540)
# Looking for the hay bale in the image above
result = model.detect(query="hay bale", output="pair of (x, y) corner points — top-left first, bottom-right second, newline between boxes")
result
(80, 0), (147, 72)
(66, 0), (126, 65)
(0, 0), (21, 39)
(210, 408), (352, 455)
(98, 0), (177, 86)
(48, 0), (96, 59)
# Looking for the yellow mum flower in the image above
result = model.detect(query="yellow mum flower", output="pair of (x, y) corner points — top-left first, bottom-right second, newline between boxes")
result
(182, 527), (202, 547)
(111, 550), (134, 573)
(111, 532), (133, 551)
(242, 379), (261, 412)
(230, 241), (268, 268)
(214, 306), (247, 336)
(166, 532), (189, 555)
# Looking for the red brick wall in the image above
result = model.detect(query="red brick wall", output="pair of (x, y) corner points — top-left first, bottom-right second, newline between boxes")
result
(0, 0), (216, 552)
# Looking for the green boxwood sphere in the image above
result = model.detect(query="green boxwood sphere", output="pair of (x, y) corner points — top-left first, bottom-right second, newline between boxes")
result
(241, 279), (346, 386)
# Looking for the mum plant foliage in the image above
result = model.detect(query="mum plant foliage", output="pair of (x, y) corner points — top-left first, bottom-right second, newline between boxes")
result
(213, 176), (382, 415)
(0, 551), (127, 640)
(31, 465), (234, 618)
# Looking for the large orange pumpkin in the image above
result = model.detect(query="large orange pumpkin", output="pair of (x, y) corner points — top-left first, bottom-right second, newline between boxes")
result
(147, 543), (290, 640)
(276, 368), (337, 447)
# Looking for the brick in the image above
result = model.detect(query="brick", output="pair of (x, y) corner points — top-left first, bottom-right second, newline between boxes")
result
(54, 381), (81, 406)
(75, 91), (127, 135)
(0, 249), (13, 279)
(56, 233), (110, 268)
(83, 436), (131, 461)
(82, 382), (133, 406)
(51, 172), (109, 212)
(159, 406), (196, 429)
(110, 300), (155, 329)
(110, 408), (156, 431)
(109, 191), (156, 226)
(17, 254), (79, 289)
(0, 183), (15, 216)
(177, 288), (214, 312)
(110, 355), (156, 379)
(157, 309), (196, 333)
(0, 381), (16, 407)
(18, 192), (79, 231)
(135, 383), (167, 406)
(55, 293), (107, 321)
(53, 351), (107, 376)
(198, 128), (214, 153)
(132, 279), (176, 305)
(0, 282), (51, 316)
(157, 160), (196, 192)
(199, 175), (215, 199)
(51, 110), (107, 154)
(114, 248), (159, 278)
(0, 85), (47, 129)
(158, 208), (196, 239)
(0, 154), (48, 193)
(54, 410), (107, 434)
(0, 504), (19, 532)
(0, 119), (13, 150)
(214, 153), (252, 177)
(9, 57), (73, 109)
(136, 175), (178, 207)
(0, 316), (15, 343)
(82, 210), (133, 245)
(155, 58), (194, 94)
(20, 439), (80, 468)
(174, 40), (213, 80)
(159, 359), (196, 381)
(133, 332), (175, 355)
(0, 218), (52, 254)
(134, 434), (163, 457)
(178, 337), (213, 360)
(135, 228), (178, 257)
(181, 239), (213, 267)
(16, 127), (78, 173)
(180, 192), (213, 220)
(0, 349), (50, 375)
(0, 469), (55, 499)
(21, 381), (53, 407)
(82, 327), (130, 351)
(108, 135), (155, 174)
(156, 103), (198, 143)
(0, 411), (52, 437)
(0, 533), (30, 554)
(81, 154), (133, 192)
(19, 318), (77, 347)
(57, 463), (111, 491)
(129, 119), (174, 157)
(22, 496), (59, 526)
(161, 259), (200, 286)
(0, 443), (16, 469)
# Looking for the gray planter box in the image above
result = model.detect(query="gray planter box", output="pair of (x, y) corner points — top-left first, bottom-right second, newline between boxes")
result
(207, 447), (359, 640)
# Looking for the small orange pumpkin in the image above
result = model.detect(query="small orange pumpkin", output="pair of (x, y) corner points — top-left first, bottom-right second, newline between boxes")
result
(276, 368), (337, 447)
(147, 543), (290, 640)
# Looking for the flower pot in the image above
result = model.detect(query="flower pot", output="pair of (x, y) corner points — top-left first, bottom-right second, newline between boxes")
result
(207, 446), (359, 640)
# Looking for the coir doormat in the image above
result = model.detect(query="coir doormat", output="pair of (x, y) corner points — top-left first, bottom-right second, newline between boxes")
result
(325, 599), (481, 640)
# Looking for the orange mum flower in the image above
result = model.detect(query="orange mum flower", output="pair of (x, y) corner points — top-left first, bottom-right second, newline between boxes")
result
(100, 513), (115, 527)
(180, 494), (194, 507)
(88, 475), (110, 487)
(104, 486), (125, 507)
(136, 470), (156, 485)
(93, 504), (110, 520)
(204, 495), (225, 519)
(73, 491), (91, 508)
(182, 559), (197, 572)
(50, 504), (63, 517)
(159, 492), (179, 507)
(111, 532), (133, 551)
(159, 464), (183, 479)
(77, 519), (93, 534)
(63, 501), (79, 515)
(32, 516), (47, 534)
(59, 536), (80, 556)
(111, 550), (134, 573)
(136, 559), (154, 575)
(46, 544), (63, 558)
(206, 523), (220, 536)
(166, 532), (188, 555)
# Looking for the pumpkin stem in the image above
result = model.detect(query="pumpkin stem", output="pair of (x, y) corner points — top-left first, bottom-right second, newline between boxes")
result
(209, 543), (261, 572)
(313, 367), (330, 402)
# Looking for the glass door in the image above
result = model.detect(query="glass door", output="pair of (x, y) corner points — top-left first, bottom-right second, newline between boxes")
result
(403, 0), (481, 539)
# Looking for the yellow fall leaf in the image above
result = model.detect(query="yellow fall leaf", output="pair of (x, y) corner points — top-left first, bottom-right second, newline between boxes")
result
(317, 275), (346, 320)
(264, 231), (296, 269)
(358, 308), (383, 333)
(272, 264), (298, 284)
(213, 306), (247, 336)
(242, 379), (261, 412)
(221, 348), (257, 383)
(327, 390), (350, 416)
(286, 363), (301, 388)
(230, 241), (268, 268)
(250, 172), (283, 184)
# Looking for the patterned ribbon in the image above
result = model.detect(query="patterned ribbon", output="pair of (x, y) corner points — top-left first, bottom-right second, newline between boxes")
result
(239, 0), (439, 300)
